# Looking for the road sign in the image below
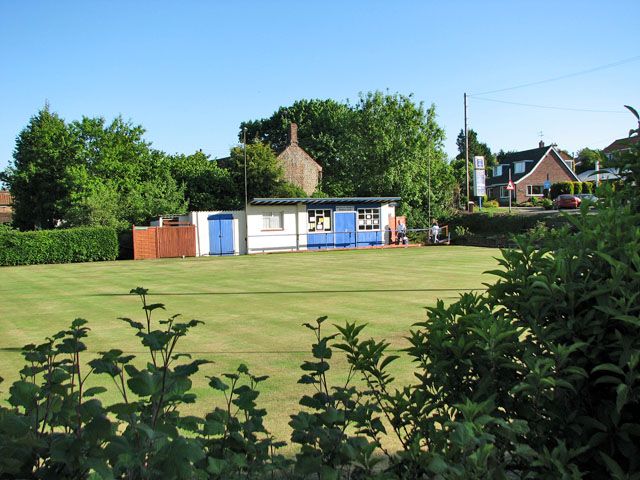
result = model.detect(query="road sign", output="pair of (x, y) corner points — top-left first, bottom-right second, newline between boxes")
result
(473, 169), (486, 197)
(473, 156), (485, 169)
(506, 180), (515, 191)
(544, 180), (551, 190)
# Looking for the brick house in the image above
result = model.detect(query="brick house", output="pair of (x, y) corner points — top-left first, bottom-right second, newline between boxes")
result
(602, 134), (640, 160)
(0, 190), (13, 224)
(486, 142), (580, 205)
(276, 123), (322, 195)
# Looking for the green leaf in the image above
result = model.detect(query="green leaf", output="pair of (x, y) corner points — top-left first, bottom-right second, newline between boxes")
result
(83, 386), (107, 398)
(127, 370), (162, 397)
(428, 455), (448, 474)
(8, 381), (39, 409)
(208, 376), (229, 391)
(616, 383), (629, 414)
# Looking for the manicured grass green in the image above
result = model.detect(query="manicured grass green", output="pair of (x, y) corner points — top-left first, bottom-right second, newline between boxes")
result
(0, 246), (501, 443)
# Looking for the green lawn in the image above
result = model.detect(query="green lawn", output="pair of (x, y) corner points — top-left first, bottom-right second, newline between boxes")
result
(0, 246), (501, 443)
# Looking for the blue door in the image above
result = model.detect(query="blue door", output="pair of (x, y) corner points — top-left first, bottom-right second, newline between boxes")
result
(334, 212), (356, 249)
(208, 214), (234, 256)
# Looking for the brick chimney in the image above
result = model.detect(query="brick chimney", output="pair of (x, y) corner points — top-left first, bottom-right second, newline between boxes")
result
(539, 140), (545, 148)
(289, 123), (298, 146)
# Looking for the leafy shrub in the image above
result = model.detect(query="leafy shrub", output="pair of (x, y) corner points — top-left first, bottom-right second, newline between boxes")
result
(483, 199), (499, 208)
(0, 288), (286, 479)
(442, 211), (567, 237)
(0, 226), (118, 266)
(582, 181), (594, 194)
(541, 198), (553, 210)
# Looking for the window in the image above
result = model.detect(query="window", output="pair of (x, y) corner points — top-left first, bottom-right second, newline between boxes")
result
(357, 208), (380, 231)
(514, 162), (525, 174)
(527, 185), (544, 196)
(308, 209), (332, 232)
(500, 186), (510, 198)
(493, 165), (503, 177)
(262, 212), (283, 230)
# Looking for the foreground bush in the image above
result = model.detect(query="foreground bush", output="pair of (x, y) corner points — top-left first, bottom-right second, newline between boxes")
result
(0, 226), (118, 266)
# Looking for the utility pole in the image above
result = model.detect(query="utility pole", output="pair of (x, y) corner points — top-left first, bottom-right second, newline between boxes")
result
(464, 93), (470, 211)
(508, 168), (512, 213)
(243, 127), (249, 254)
(428, 153), (431, 223)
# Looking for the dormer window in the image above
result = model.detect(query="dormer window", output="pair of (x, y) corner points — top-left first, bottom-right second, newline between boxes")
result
(493, 165), (503, 176)
(514, 162), (525, 174)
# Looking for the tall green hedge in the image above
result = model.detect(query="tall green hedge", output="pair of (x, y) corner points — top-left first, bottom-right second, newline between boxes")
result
(442, 211), (568, 236)
(0, 226), (118, 266)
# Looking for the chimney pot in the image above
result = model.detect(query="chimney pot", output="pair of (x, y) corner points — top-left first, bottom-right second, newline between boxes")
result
(289, 123), (298, 145)
(539, 140), (545, 148)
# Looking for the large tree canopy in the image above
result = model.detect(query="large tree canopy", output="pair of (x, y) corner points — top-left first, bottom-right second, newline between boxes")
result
(240, 91), (454, 225)
(226, 142), (306, 202)
(2, 108), (186, 231)
(169, 151), (236, 211)
(1, 106), (77, 229)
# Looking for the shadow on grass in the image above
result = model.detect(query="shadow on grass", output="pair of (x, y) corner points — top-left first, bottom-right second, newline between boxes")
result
(91, 288), (486, 297)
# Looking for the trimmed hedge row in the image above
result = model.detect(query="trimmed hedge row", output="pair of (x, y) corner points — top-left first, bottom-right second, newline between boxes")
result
(549, 181), (594, 198)
(0, 226), (118, 266)
(443, 211), (569, 236)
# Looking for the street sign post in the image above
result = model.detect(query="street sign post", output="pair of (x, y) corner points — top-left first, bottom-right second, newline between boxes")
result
(473, 156), (486, 210)
(506, 172), (514, 212)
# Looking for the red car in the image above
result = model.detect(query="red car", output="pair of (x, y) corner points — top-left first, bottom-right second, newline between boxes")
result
(554, 194), (581, 209)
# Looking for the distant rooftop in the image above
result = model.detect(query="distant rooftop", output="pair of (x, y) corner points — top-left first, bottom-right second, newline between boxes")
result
(250, 197), (400, 206)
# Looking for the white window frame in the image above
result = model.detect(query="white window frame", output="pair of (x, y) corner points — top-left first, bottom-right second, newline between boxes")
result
(262, 211), (283, 230)
(526, 185), (544, 197)
(493, 165), (503, 177)
(357, 208), (380, 231)
(307, 209), (332, 232)
(500, 186), (510, 198)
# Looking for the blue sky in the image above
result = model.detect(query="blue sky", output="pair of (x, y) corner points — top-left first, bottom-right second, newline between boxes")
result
(1, 1), (638, 173)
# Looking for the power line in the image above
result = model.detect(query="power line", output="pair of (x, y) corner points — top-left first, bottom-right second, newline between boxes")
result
(469, 96), (627, 114)
(470, 55), (640, 96)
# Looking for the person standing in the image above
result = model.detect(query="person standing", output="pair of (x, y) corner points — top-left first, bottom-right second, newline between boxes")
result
(430, 220), (440, 244)
(397, 220), (407, 245)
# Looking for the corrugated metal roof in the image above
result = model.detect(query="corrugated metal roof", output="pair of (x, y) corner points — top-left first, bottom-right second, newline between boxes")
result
(250, 197), (401, 206)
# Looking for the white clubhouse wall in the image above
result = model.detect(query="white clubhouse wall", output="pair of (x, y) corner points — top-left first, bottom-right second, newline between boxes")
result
(154, 202), (396, 256)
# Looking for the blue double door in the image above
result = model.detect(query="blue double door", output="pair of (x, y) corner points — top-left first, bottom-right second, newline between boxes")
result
(208, 214), (234, 256)
(334, 212), (356, 248)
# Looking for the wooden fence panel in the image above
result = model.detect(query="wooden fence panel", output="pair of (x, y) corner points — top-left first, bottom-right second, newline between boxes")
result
(157, 225), (196, 258)
(133, 227), (159, 260)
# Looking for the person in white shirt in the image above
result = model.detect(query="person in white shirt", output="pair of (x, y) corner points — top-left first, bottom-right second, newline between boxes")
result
(430, 220), (440, 244)
(397, 221), (408, 245)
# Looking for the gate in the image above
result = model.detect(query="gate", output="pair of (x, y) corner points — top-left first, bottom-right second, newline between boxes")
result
(133, 224), (196, 260)
(208, 214), (235, 256)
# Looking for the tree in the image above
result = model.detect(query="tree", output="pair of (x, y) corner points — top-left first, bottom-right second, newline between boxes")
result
(240, 98), (355, 196)
(60, 115), (185, 230)
(240, 92), (454, 224)
(226, 142), (305, 202)
(455, 128), (496, 165)
(453, 129), (496, 201)
(169, 151), (237, 211)
(1, 106), (78, 229)
(575, 147), (606, 173)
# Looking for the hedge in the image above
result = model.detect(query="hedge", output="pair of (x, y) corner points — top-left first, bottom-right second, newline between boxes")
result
(0, 226), (118, 266)
(442, 211), (569, 237)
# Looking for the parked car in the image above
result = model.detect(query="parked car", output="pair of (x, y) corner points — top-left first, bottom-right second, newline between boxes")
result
(554, 194), (581, 209)
(576, 193), (599, 205)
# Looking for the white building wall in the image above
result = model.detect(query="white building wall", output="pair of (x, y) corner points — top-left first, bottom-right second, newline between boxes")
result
(380, 203), (396, 245)
(246, 205), (302, 254)
(185, 211), (245, 256)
